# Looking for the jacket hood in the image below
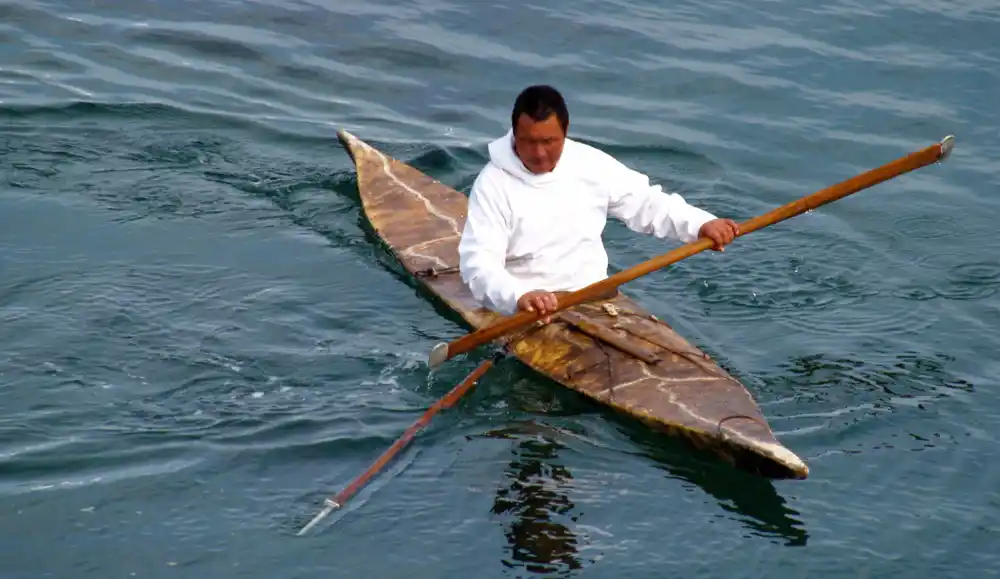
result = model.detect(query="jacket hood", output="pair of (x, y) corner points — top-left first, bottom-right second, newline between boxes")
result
(487, 129), (575, 187)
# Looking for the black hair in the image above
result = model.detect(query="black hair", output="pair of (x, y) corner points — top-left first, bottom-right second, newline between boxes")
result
(511, 85), (569, 133)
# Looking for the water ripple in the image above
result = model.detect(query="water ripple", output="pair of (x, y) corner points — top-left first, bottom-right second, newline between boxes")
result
(1, 0), (998, 575)
(773, 295), (936, 337)
(761, 347), (976, 436)
(380, 20), (589, 69)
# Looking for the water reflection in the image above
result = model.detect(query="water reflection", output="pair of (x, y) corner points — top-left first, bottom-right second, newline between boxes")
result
(477, 415), (808, 579)
(485, 426), (585, 576)
(619, 422), (810, 546)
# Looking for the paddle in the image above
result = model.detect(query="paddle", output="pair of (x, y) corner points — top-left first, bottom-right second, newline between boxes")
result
(296, 354), (498, 535)
(427, 134), (956, 369)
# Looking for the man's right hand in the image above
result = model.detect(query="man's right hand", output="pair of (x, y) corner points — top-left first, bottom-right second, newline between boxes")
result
(517, 290), (559, 323)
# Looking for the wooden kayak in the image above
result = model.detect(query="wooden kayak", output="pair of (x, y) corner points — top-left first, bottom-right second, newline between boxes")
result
(337, 129), (809, 480)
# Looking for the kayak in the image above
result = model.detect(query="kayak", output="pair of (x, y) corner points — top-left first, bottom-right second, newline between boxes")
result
(336, 129), (809, 479)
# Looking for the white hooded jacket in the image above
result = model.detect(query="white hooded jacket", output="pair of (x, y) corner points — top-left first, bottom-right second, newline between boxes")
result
(458, 130), (717, 315)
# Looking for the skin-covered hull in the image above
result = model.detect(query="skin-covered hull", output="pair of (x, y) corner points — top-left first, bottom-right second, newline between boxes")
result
(337, 129), (808, 479)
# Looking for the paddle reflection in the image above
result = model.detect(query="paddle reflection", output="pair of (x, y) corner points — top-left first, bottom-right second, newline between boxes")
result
(486, 427), (585, 576)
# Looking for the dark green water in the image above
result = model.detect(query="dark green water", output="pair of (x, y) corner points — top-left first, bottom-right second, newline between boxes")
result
(2, 0), (999, 577)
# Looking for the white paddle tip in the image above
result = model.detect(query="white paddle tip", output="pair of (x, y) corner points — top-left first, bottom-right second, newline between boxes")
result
(940, 135), (956, 161)
(297, 501), (337, 536)
(428, 342), (449, 369)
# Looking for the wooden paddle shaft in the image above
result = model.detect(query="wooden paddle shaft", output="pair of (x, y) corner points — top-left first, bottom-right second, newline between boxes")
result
(429, 135), (955, 368)
(329, 358), (493, 508)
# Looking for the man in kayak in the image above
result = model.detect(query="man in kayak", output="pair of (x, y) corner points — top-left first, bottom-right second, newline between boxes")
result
(458, 84), (739, 320)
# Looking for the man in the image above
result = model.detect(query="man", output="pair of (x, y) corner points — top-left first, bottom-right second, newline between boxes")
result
(458, 85), (738, 321)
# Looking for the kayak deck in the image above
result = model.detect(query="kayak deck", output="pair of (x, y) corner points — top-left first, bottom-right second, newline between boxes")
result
(337, 129), (808, 480)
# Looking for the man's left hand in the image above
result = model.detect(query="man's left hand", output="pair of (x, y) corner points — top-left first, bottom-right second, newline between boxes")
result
(699, 218), (740, 251)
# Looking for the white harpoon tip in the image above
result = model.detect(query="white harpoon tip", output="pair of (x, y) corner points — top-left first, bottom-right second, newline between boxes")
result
(427, 342), (449, 369)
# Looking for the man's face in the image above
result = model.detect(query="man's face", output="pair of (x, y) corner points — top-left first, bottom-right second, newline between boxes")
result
(513, 113), (566, 174)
